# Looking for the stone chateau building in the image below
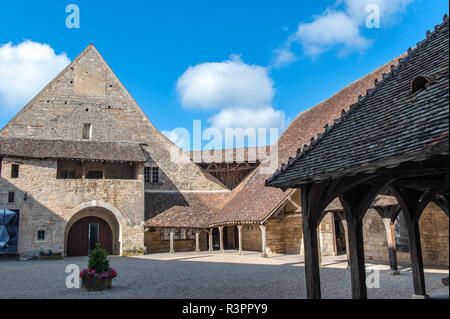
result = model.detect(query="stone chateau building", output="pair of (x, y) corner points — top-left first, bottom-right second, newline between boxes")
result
(0, 20), (448, 267)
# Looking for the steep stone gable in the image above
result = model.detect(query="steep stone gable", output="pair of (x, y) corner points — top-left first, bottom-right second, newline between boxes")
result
(1, 44), (227, 191)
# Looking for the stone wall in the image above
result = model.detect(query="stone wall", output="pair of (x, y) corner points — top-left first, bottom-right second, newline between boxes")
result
(363, 205), (448, 266)
(0, 157), (145, 256)
(144, 228), (208, 253)
(1, 45), (227, 193)
(242, 224), (262, 252)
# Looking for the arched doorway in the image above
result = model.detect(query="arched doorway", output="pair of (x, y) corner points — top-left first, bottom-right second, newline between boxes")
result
(67, 216), (113, 256)
(65, 202), (123, 256)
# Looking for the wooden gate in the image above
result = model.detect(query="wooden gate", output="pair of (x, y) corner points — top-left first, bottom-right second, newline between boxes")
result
(67, 216), (113, 256)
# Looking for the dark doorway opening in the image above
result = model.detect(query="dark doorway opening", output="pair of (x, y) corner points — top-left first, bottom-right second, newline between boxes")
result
(67, 216), (113, 256)
(334, 213), (347, 256)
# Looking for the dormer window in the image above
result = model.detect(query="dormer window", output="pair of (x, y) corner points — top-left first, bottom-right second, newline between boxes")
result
(83, 123), (92, 140)
(411, 75), (431, 93)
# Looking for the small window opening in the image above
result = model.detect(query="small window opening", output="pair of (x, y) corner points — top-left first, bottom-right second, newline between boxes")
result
(8, 192), (15, 203)
(83, 123), (92, 140)
(411, 75), (431, 93)
(86, 171), (103, 179)
(152, 167), (159, 183)
(60, 170), (76, 179)
(144, 167), (151, 183)
(11, 164), (19, 178)
(37, 230), (45, 240)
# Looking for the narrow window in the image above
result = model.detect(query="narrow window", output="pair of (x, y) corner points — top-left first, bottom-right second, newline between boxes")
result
(83, 123), (92, 140)
(8, 192), (15, 203)
(37, 230), (45, 240)
(11, 164), (19, 178)
(144, 167), (151, 183)
(87, 171), (103, 179)
(152, 167), (159, 183)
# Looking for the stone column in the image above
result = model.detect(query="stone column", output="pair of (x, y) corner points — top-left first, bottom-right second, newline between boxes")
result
(195, 230), (200, 252)
(259, 224), (267, 258)
(169, 228), (175, 253)
(237, 225), (243, 255)
(208, 228), (213, 252)
(342, 218), (350, 269)
(219, 226), (224, 253)
(382, 218), (400, 275)
(317, 228), (323, 266)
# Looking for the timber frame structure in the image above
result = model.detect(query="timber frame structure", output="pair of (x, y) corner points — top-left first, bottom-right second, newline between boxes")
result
(266, 16), (449, 299)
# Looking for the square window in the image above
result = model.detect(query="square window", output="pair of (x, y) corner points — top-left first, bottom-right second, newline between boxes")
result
(37, 230), (45, 240)
(8, 192), (15, 203)
(11, 164), (19, 178)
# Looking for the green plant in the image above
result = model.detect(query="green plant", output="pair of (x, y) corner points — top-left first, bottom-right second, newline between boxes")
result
(48, 249), (53, 256)
(88, 243), (110, 273)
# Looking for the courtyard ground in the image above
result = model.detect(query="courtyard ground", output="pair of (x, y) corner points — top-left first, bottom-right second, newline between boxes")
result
(0, 251), (448, 299)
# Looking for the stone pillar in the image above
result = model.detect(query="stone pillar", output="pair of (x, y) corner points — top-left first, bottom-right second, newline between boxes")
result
(237, 225), (243, 255)
(317, 228), (322, 266)
(169, 228), (175, 253)
(341, 218), (350, 269)
(195, 230), (200, 252)
(208, 228), (213, 252)
(259, 224), (267, 258)
(382, 218), (399, 275)
(219, 226), (224, 253)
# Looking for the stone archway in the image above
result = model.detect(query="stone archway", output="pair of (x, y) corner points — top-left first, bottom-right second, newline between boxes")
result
(65, 201), (124, 256)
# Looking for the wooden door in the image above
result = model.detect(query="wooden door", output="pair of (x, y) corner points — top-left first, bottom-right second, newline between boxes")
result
(67, 216), (113, 256)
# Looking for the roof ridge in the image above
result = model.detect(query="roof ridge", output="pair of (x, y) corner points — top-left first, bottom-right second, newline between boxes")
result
(1, 44), (93, 132)
(266, 14), (449, 186)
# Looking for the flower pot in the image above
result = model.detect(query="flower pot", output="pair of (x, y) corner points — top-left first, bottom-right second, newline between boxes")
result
(82, 277), (110, 291)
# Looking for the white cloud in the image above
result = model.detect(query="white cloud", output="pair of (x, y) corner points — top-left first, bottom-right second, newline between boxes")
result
(0, 40), (70, 114)
(175, 55), (286, 147)
(162, 129), (186, 149)
(273, 47), (297, 68)
(344, 0), (412, 24)
(208, 107), (285, 132)
(292, 10), (371, 57)
(176, 54), (274, 110)
(273, 0), (412, 63)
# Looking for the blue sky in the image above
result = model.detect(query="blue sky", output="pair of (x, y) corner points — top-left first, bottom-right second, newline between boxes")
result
(0, 0), (448, 149)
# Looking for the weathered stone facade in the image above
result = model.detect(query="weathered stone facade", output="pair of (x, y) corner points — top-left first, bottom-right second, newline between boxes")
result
(0, 157), (144, 255)
(363, 204), (449, 267)
(0, 44), (225, 257)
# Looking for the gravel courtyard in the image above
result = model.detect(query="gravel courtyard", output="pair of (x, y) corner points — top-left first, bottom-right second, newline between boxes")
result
(0, 251), (448, 299)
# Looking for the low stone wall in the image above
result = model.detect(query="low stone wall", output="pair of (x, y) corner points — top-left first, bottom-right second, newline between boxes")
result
(145, 228), (208, 253)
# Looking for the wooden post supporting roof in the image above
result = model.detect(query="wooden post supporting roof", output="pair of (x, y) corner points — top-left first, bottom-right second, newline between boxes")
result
(389, 186), (446, 298)
(375, 205), (400, 275)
